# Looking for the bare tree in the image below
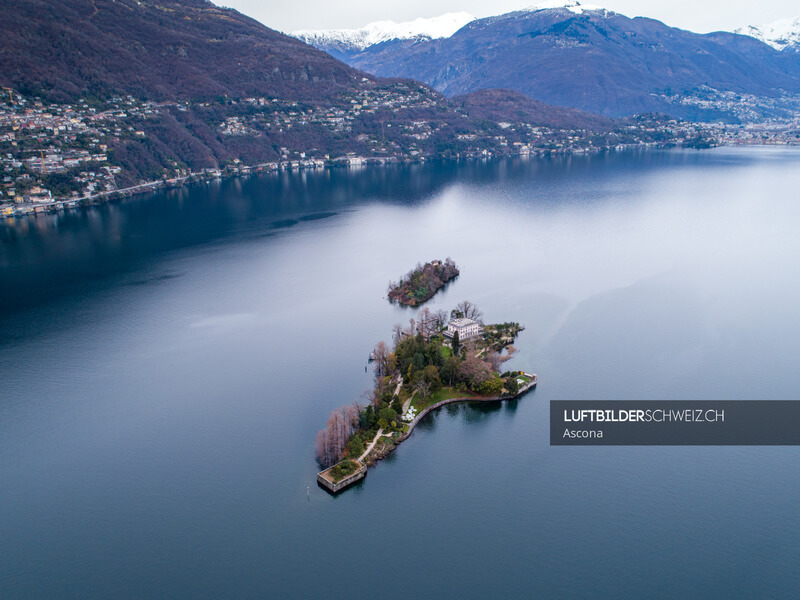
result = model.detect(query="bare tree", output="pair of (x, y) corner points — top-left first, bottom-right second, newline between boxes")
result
(315, 405), (360, 467)
(392, 323), (404, 346)
(315, 429), (334, 468)
(361, 388), (378, 407)
(486, 351), (504, 373)
(433, 309), (449, 329)
(417, 307), (435, 341)
(455, 300), (483, 323)
(373, 341), (390, 376)
(460, 351), (493, 387)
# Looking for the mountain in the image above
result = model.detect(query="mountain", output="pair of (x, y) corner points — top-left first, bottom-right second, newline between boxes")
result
(315, 2), (800, 118)
(292, 13), (476, 62)
(736, 17), (800, 52)
(1, 0), (693, 199)
(454, 88), (614, 131)
(0, 0), (367, 103)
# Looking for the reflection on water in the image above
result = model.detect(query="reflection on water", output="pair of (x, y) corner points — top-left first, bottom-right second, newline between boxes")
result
(1, 149), (764, 314)
(2, 148), (800, 599)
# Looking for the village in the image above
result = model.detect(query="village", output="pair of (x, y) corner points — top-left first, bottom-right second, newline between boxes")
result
(2, 84), (799, 220)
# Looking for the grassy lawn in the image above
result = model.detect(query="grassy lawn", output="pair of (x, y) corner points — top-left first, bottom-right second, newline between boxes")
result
(411, 386), (479, 411)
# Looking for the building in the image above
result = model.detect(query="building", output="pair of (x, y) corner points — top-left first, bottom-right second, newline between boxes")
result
(444, 317), (483, 342)
(23, 186), (52, 203)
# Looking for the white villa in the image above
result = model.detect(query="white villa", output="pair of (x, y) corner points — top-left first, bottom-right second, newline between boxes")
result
(444, 317), (483, 342)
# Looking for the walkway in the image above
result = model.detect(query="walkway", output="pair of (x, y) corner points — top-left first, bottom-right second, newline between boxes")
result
(402, 390), (417, 414)
(357, 428), (384, 463)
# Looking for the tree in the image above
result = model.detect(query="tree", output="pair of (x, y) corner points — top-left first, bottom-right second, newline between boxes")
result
(417, 307), (435, 340)
(360, 404), (377, 429)
(456, 300), (483, 323)
(421, 364), (442, 392)
(505, 376), (520, 396)
(314, 404), (360, 468)
(433, 309), (449, 329)
(372, 340), (390, 376)
(452, 329), (460, 356)
(459, 351), (492, 389)
(378, 407), (397, 424)
(440, 356), (460, 386)
(426, 342), (444, 367)
(412, 351), (426, 373)
(486, 351), (504, 373)
(392, 323), (404, 345)
(391, 398), (404, 414)
(475, 375), (503, 396)
(414, 379), (431, 401)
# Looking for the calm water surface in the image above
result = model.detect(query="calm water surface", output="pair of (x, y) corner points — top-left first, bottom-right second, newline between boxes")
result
(2, 148), (800, 598)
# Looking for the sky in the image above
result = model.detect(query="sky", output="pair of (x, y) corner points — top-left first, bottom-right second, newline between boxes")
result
(218, 0), (798, 33)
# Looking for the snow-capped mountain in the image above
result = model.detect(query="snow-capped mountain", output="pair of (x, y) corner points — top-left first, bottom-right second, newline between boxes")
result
(735, 16), (800, 51)
(333, 4), (800, 119)
(291, 12), (475, 60)
(522, 1), (607, 16)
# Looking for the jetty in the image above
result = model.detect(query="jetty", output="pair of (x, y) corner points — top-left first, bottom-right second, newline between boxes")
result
(317, 460), (367, 494)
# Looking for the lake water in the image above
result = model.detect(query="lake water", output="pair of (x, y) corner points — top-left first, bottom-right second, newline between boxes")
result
(2, 148), (800, 598)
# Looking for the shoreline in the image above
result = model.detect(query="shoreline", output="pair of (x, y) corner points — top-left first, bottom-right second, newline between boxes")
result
(317, 373), (537, 494)
(1, 142), (709, 221)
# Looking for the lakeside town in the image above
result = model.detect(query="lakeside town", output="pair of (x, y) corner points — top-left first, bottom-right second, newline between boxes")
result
(2, 86), (800, 220)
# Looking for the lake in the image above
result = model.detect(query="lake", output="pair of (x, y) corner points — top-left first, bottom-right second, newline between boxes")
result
(2, 147), (800, 598)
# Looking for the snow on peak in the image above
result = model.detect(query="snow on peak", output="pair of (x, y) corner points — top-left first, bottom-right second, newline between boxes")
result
(524, 1), (607, 15)
(735, 16), (800, 51)
(292, 12), (476, 52)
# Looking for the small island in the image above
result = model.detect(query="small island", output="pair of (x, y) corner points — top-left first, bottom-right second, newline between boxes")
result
(387, 258), (460, 306)
(316, 301), (537, 493)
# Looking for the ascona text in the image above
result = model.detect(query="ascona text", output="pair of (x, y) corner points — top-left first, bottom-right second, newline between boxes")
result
(563, 409), (725, 423)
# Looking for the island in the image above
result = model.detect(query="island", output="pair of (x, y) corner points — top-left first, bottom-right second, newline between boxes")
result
(316, 301), (537, 493)
(386, 259), (459, 306)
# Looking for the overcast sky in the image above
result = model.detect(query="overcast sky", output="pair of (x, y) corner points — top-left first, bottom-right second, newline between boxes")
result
(218, 0), (797, 34)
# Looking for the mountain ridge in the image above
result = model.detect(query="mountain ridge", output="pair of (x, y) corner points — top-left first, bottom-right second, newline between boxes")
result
(292, 12), (476, 61)
(736, 17), (800, 52)
(322, 5), (800, 118)
(1, 0), (698, 204)
(0, 0), (368, 103)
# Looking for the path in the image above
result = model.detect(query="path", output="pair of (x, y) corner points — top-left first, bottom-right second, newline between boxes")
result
(402, 390), (417, 413)
(357, 428), (384, 463)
